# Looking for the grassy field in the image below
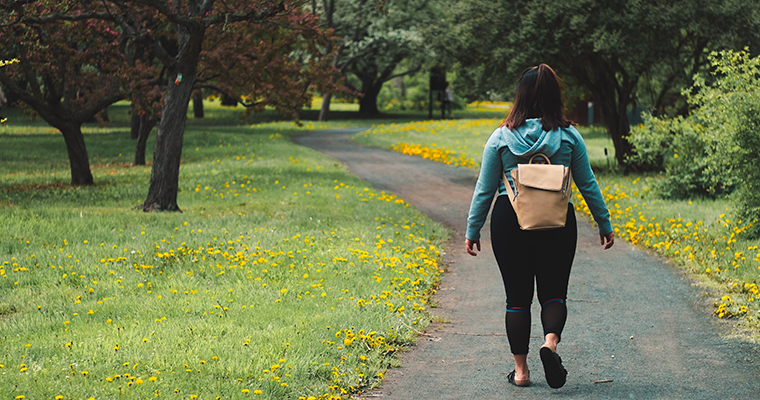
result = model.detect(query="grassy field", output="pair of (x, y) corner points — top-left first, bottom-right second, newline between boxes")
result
(353, 119), (760, 339)
(0, 102), (463, 399)
(5, 99), (756, 400)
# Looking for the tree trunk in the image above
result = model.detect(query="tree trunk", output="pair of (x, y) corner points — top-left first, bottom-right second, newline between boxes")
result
(610, 112), (634, 168)
(319, 93), (332, 121)
(572, 60), (636, 170)
(192, 91), (204, 118)
(141, 26), (205, 212)
(597, 99), (634, 168)
(131, 112), (140, 139)
(134, 113), (158, 166)
(358, 79), (382, 116)
(59, 124), (94, 185)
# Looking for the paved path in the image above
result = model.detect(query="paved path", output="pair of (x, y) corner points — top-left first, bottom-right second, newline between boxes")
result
(293, 129), (760, 399)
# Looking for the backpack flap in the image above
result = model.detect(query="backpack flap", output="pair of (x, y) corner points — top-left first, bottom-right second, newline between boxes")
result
(516, 164), (566, 192)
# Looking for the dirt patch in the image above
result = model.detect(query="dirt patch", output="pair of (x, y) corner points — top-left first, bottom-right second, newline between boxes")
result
(0, 303), (17, 320)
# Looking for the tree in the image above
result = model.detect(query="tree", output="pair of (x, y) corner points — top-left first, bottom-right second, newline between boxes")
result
(130, 68), (163, 166)
(0, 2), (129, 185)
(444, 0), (760, 168)
(198, 8), (342, 120)
(3, 0), (343, 208)
(314, 0), (437, 116)
(99, 0), (331, 211)
(126, 30), (168, 166)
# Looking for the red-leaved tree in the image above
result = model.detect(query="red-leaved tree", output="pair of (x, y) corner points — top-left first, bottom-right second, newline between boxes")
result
(199, 10), (343, 120)
(0, 1), (130, 185)
(2, 1), (344, 207)
(109, 0), (343, 212)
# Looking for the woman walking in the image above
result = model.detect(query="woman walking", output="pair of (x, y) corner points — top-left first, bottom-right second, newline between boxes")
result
(465, 64), (614, 389)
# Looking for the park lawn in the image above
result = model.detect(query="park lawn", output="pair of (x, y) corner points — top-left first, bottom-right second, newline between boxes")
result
(0, 110), (450, 399)
(353, 119), (760, 338)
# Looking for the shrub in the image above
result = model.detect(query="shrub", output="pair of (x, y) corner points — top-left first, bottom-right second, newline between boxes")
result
(691, 49), (760, 236)
(630, 49), (760, 236)
(628, 113), (737, 199)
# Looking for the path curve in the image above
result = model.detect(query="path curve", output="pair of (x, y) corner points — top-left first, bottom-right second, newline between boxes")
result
(293, 129), (760, 399)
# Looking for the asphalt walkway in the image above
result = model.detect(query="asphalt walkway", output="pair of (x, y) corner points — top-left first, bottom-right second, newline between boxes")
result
(293, 128), (760, 400)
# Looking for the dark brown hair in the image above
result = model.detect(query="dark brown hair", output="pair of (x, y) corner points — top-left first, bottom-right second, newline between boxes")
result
(501, 64), (571, 131)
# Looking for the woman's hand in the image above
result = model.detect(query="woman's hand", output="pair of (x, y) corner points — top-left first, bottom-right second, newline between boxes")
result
(600, 231), (615, 250)
(465, 238), (481, 256)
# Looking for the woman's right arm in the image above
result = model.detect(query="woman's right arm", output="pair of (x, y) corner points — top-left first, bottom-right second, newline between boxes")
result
(568, 128), (614, 243)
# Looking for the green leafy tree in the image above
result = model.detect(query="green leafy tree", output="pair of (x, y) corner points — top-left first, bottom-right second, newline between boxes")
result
(314, 0), (438, 116)
(444, 0), (760, 168)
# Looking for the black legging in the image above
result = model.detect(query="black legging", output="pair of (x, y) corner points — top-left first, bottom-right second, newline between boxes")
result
(489, 195), (577, 355)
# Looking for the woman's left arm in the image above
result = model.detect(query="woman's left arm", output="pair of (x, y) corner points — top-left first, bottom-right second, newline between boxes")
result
(465, 132), (503, 243)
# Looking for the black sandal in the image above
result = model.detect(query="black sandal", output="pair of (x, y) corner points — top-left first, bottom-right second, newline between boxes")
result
(507, 369), (530, 387)
(540, 346), (567, 389)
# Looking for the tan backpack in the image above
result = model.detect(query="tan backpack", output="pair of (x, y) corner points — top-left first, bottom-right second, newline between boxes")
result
(502, 153), (572, 230)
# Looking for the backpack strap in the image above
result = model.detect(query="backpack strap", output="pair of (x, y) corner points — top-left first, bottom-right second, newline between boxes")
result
(503, 169), (517, 203)
(528, 153), (551, 164)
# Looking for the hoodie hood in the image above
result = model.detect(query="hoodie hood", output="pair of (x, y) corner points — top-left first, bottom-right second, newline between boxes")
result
(501, 118), (562, 158)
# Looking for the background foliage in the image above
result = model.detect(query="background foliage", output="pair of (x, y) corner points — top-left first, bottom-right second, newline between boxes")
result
(629, 49), (760, 237)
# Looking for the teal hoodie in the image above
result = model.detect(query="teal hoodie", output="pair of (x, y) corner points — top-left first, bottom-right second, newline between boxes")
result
(466, 119), (613, 240)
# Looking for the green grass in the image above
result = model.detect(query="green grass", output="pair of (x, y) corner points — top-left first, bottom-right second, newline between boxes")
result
(352, 119), (497, 169)
(352, 120), (617, 171)
(351, 119), (760, 338)
(0, 105), (452, 399)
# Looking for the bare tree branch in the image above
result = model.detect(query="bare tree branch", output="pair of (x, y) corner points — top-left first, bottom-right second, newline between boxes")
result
(24, 11), (119, 24)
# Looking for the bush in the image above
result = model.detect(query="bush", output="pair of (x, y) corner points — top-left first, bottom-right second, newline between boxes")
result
(629, 49), (760, 236)
(628, 114), (737, 199)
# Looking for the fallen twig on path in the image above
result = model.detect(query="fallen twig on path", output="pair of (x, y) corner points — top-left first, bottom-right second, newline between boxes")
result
(450, 332), (507, 336)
